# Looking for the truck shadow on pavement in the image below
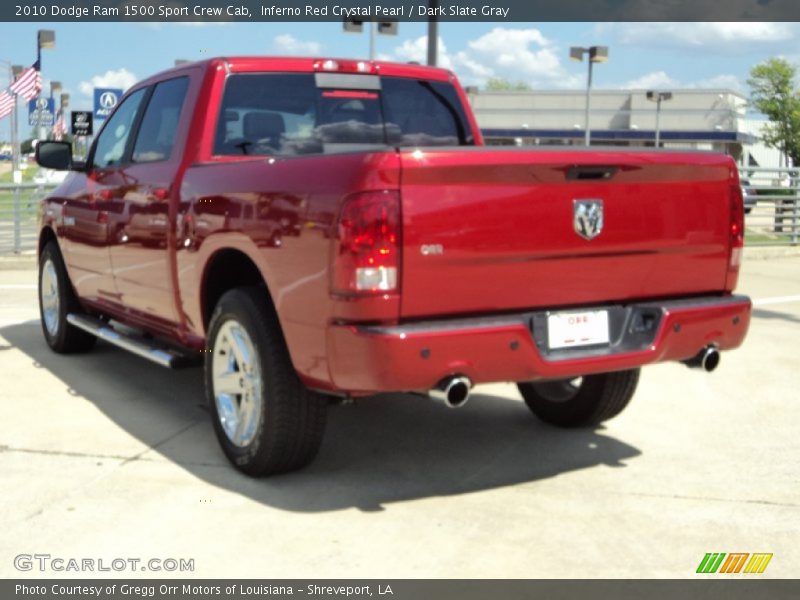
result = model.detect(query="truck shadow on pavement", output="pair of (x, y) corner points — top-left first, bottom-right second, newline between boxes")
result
(752, 308), (800, 325)
(2, 321), (642, 513)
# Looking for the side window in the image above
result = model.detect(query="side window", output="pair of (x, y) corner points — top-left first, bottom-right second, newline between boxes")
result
(92, 88), (146, 169)
(132, 77), (189, 163)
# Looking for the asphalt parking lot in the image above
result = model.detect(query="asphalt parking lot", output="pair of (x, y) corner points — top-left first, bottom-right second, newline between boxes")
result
(0, 251), (798, 578)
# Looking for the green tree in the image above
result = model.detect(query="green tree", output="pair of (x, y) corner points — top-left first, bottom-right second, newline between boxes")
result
(747, 58), (800, 166)
(20, 138), (35, 154)
(484, 78), (532, 92)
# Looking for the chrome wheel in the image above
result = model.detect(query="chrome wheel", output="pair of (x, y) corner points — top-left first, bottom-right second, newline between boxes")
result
(530, 377), (583, 403)
(40, 258), (60, 337)
(211, 320), (263, 447)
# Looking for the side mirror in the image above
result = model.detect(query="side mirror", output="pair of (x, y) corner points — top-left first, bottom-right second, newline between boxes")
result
(36, 141), (75, 171)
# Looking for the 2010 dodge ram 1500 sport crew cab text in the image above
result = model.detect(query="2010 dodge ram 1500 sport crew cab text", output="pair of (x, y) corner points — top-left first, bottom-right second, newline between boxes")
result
(35, 56), (751, 476)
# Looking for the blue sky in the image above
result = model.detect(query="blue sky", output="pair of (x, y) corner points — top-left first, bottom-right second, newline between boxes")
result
(1, 21), (798, 138)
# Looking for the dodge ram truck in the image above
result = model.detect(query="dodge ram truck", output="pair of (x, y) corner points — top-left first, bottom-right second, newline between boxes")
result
(35, 56), (751, 476)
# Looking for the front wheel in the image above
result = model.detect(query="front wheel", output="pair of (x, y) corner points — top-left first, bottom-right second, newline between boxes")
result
(518, 369), (640, 428)
(205, 287), (327, 476)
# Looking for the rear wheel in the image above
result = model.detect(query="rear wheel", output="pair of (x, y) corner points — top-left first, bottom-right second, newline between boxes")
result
(518, 369), (640, 428)
(205, 287), (327, 476)
(38, 241), (97, 353)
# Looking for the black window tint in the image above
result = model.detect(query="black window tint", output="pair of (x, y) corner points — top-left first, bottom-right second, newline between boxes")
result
(132, 77), (189, 163)
(380, 78), (473, 147)
(214, 73), (473, 157)
(93, 88), (146, 168)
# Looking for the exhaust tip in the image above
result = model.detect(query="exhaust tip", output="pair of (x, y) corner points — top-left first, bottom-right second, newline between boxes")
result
(430, 376), (473, 408)
(701, 347), (720, 373)
(683, 346), (721, 373)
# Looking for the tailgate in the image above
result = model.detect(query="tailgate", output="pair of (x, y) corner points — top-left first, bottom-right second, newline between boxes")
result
(399, 148), (735, 319)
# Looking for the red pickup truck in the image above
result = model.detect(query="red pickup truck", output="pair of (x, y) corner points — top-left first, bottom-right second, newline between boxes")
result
(35, 56), (751, 476)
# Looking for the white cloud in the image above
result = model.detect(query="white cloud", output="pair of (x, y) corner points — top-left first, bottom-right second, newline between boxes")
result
(623, 71), (680, 89)
(392, 36), (454, 70)
(386, 26), (749, 92)
(78, 68), (138, 97)
(273, 34), (321, 56)
(466, 27), (562, 80)
(617, 71), (743, 91)
(388, 28), (583, 89)
(452, 51), (494, 81)
(697, 74), (744, 91)
(600, 22), (796, 53)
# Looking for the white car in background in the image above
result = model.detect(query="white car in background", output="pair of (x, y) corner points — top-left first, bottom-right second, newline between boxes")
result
(33, 169), (69, 185)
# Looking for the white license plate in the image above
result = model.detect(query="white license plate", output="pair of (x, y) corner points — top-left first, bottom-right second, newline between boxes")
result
(547, 310), (610, 350)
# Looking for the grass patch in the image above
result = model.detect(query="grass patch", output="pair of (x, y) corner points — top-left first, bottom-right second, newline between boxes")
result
(0, 168), (38, 185)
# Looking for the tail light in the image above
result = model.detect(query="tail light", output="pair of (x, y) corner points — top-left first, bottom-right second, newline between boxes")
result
(333, 190), (400, 295)
(725, 176), (745, 291)
(313, 59), (376, 74)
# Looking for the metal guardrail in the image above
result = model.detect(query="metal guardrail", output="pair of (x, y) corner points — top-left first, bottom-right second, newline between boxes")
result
(0, 169), (796, 256)
(0, 183), (56, 254)
(740, 167), (800, 247)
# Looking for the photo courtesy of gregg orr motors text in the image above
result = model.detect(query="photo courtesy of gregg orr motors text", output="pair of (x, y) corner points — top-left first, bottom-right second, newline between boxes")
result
(13, 555), (195, 573)
(15, 584), (390, 597)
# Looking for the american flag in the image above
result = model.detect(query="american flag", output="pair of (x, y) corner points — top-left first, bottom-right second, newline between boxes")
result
(0, 91), (14, 120)
(53, 111), (66, 140)
(9, 60), (42, 102)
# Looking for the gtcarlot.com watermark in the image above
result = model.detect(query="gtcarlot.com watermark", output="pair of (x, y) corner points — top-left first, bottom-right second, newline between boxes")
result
(14, 554), (195, 573)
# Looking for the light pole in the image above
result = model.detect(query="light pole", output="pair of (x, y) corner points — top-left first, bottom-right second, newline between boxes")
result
(646, 90), (673, 148)
(37, 29), (55, 65)
(343, 20), (397, 60)
(569, 45), (608, 146)
(37, 29), (55, 142)
(427, 0), (439, 66)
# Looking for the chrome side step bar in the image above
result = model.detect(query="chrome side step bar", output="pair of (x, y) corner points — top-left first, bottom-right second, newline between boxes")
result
(66, 314), (194, 369)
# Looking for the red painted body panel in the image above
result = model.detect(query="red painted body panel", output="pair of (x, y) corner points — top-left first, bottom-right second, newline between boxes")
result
(39, 56), (750, 395)
(177, 151), (402, 388)
(399, 148), (737, 318)
(327, 296), (751, 394)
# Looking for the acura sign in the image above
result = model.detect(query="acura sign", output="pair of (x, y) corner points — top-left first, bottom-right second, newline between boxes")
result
(93, 87), (123, 119)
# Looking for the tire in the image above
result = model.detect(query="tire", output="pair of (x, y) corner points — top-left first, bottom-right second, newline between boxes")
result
(38, 241), (97, 353)
(205, 286), (327, 476)
(518, 369), (640, 428)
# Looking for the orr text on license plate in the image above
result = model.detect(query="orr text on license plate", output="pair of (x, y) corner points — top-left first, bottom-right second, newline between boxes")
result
(547, 310), (610, 349)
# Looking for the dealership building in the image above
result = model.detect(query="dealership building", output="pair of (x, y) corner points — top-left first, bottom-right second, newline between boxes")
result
(466, 88), (783, 168)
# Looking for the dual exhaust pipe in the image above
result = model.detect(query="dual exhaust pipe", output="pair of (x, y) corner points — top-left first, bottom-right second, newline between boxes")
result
(683, 346), (721, 373)
(430, 347), (719, 408)
(430, 376), (473, 409)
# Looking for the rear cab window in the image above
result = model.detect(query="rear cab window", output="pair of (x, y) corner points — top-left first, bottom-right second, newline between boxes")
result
(214, 72), (474, 157)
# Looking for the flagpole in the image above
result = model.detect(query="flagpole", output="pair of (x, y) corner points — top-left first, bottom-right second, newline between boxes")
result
(11, 88), (18, 180)
(2, 60), (20, 182)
